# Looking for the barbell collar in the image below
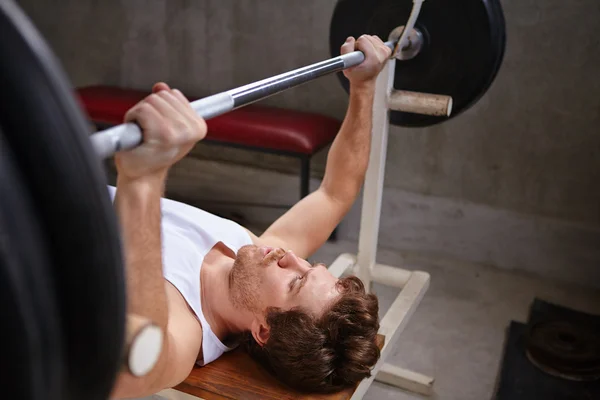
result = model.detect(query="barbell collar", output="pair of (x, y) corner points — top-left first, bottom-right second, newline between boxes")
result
(124, 314), (163, 378)
(389, 90), (452, 117)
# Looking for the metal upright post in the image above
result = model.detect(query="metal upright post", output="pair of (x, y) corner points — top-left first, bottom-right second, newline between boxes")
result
(355, 58), (396, 293)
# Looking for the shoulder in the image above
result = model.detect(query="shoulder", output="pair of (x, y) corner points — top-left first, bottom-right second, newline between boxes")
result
(165, 281), (202, 343)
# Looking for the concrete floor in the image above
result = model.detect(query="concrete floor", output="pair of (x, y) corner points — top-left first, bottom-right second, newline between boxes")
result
(137, 237), (600, 400)
(313, 240), (600, 400)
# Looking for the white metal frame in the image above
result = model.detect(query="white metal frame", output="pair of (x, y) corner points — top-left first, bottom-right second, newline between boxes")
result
(328, 58), (434, 399)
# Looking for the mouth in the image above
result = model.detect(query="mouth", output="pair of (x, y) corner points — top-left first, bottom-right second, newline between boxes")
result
(261, 246), (274, 258)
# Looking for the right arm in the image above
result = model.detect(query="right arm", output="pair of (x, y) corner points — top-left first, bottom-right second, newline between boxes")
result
(115, 175), (167, 333)
(109, 83), (207, 398)
(111, 175), (175, 398)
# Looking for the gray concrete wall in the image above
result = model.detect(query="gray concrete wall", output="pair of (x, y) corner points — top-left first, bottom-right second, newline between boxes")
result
(16, 0), (600, 287)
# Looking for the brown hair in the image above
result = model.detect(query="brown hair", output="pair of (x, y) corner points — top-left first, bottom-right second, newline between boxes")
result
(245, 276), (380, 393)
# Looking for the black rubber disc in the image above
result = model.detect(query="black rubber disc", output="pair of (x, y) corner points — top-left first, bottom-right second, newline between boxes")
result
(0, 132), (65, 400)
(0, 1), (126, 399)
(330, 0), (506, 127)
(526, 320), (600, 381)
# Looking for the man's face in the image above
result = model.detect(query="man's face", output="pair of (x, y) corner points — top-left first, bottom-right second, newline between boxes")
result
(229, 245), (340, 317)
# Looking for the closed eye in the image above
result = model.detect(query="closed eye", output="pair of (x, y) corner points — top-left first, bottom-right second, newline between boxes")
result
(289, 275), (301, 292)
(291, 269), (316, 294)
(288, 263), (321, 293)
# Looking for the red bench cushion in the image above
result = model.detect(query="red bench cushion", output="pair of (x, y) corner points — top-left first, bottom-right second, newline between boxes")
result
(76, 85), (341, 155)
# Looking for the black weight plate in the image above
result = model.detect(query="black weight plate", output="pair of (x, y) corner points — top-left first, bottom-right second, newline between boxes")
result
(492, 0), (507, 79)
(330, 0), (506, 127)
(526, 320), (600, 381)
(0, 2), (126, 399)
(0, 132), (65, 400)
(485, 0), (506, 97)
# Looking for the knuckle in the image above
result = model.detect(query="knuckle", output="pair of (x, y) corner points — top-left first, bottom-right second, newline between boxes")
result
(158, 90), (177, 105)
(124, 106), (138, 121)
(146, 93), (161, 106)
(136, 102), (153, 117)
(196, 118), (207, 137)
(157, 90), (171, 99)
(172, 89), (187, 102)
(162, 126), (177, 143)
(172, 118), (189, 137)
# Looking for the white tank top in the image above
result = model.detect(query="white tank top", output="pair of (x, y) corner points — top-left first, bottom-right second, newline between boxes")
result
(106, 185), (253, 365)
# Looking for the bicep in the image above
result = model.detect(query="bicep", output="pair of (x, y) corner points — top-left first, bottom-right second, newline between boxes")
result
(260, 188), (349, 259)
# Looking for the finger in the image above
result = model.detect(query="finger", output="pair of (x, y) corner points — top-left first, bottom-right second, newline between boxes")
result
(145, 93), (190, 142)
(364, 35), (382, 51)
(340, 36), (356, 55)
(156, 90), (192, 119)
(365, 34), (387, 51)
(365, 35), (392, 58)
(152, 82), (171, 93)
(124, 102), (166, 139)
(170, 89), (199, 117)
(355, 35), (377, 58)
(171, 88), (190, 106)
(170, 89), (207, 139)
(157, 90), (206, 139)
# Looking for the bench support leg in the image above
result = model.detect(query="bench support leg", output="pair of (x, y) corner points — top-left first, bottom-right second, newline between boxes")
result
(328, 259), (432, 400)
(354, 58), (395, 293)
(299, 156), (310, 199)
(374, 363), (434, 396)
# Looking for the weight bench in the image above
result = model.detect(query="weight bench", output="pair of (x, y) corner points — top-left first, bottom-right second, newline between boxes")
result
(76, 85), (341, 210)
(157, 335), (385, 400)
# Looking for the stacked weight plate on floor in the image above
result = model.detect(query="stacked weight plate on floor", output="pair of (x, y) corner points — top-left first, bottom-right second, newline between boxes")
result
(0, 1), (126, 399)
(330, 0), (506, 127)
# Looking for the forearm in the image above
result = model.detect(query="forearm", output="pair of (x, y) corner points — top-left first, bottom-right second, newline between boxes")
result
(114, 173), (168, 331)
(321, 84), (375, 202)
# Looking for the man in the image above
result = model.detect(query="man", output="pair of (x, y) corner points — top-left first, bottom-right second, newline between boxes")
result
(111, 34), (391, 399)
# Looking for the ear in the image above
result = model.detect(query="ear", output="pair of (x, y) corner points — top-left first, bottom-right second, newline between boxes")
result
(250, 318), (270, 347)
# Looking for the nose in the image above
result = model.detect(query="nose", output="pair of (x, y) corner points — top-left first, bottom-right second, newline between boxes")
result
(277, 250), (305, 271)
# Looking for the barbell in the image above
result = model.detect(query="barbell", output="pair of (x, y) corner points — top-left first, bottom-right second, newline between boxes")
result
(0, 0), (506, 399)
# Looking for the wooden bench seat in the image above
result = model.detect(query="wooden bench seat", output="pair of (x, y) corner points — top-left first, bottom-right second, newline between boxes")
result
(170, 334), (385, 400)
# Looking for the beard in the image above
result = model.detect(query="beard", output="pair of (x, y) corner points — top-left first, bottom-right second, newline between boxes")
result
(229, 245), (284, 314)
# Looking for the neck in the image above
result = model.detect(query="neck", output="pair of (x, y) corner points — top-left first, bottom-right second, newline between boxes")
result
(201, 253), (253, 343)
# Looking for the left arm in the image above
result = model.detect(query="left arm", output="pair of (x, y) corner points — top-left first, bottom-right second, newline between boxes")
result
(258, 85), (374, 259)
(257, 35), (391, 259)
